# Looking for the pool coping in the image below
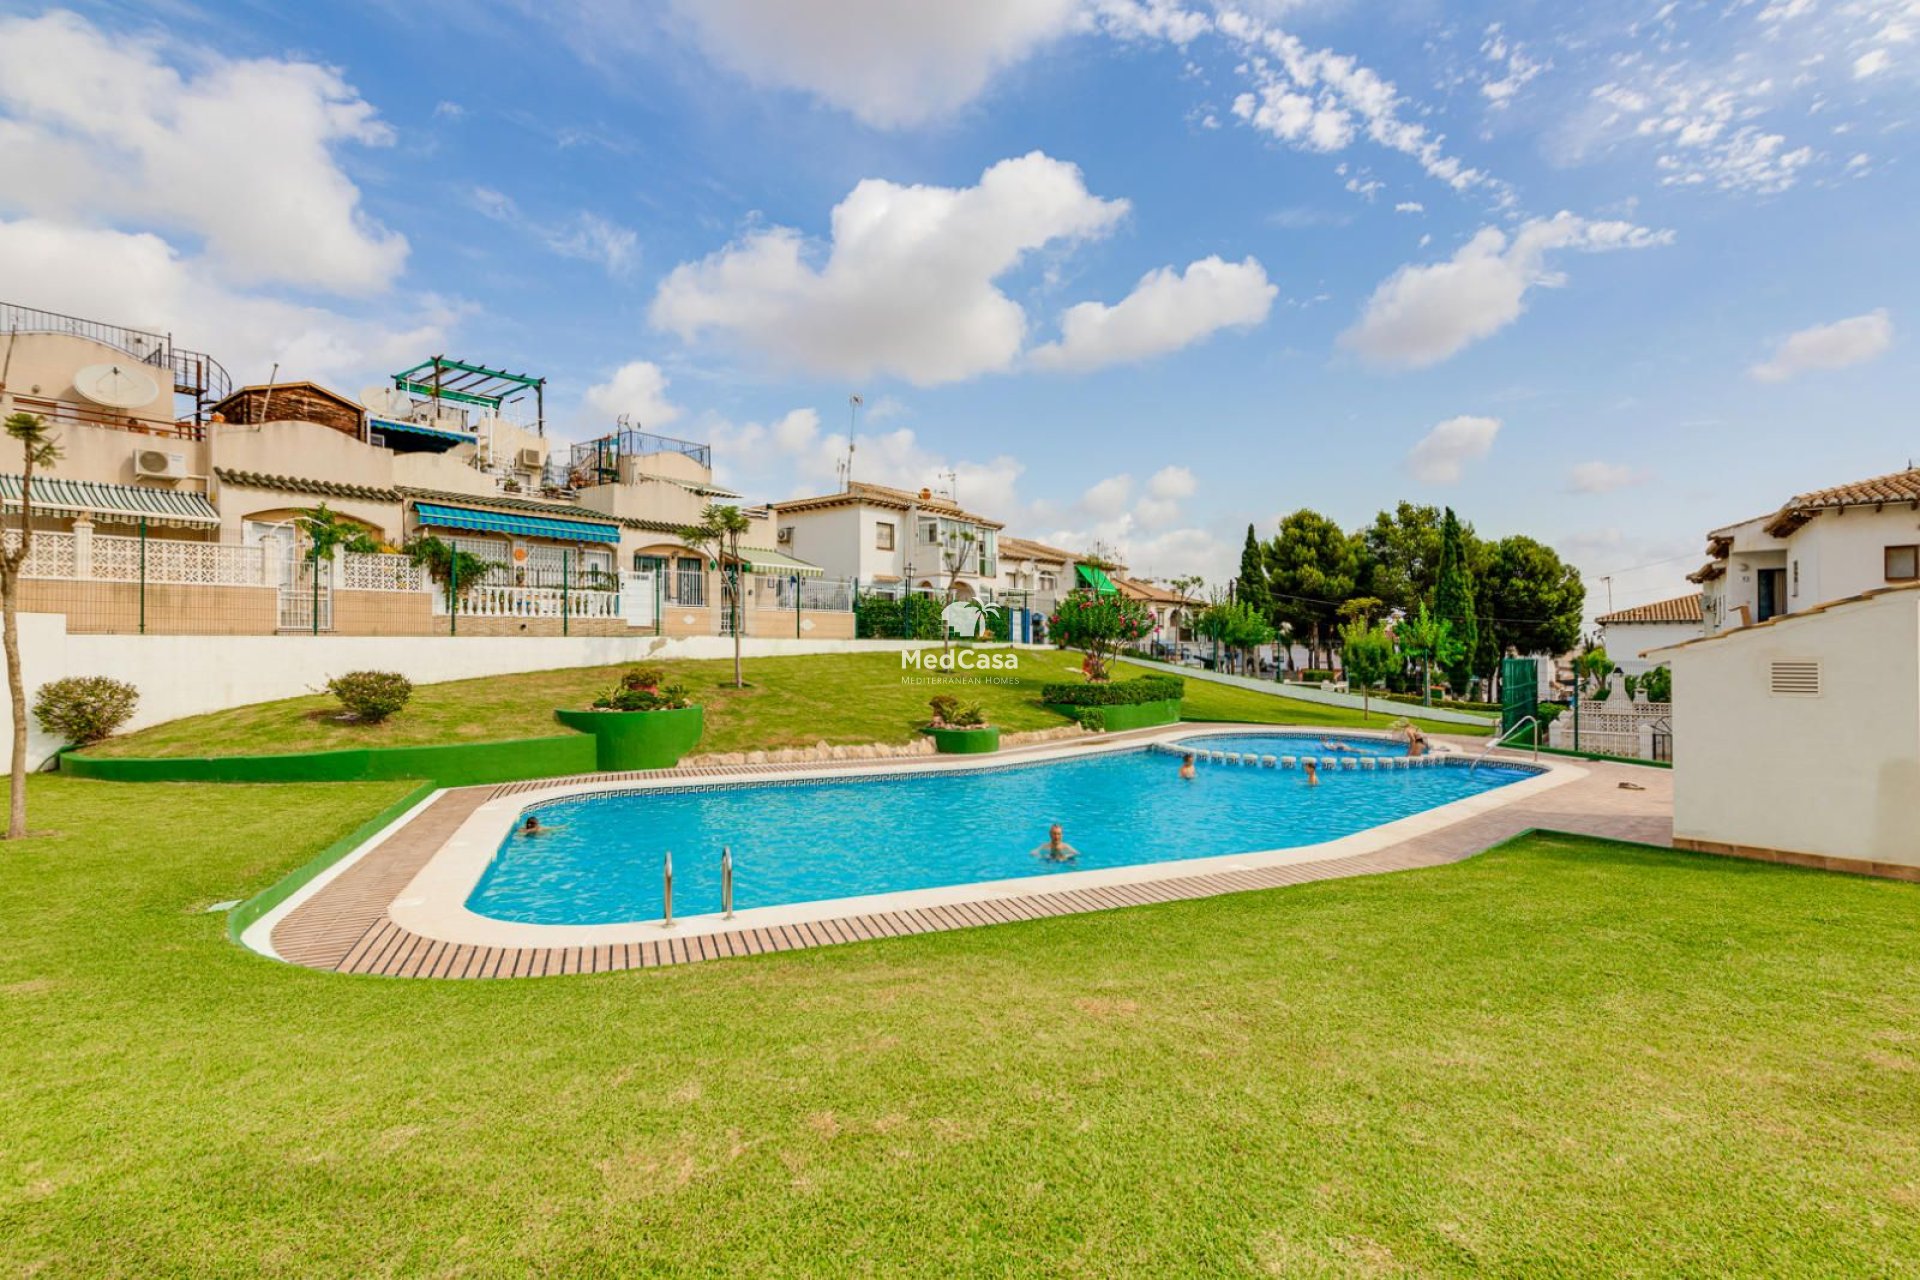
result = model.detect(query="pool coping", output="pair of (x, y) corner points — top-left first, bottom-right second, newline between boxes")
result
(251, 724), (1592, 972)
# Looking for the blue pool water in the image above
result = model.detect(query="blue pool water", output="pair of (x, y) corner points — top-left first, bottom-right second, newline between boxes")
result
(468, 733), (1533, 925)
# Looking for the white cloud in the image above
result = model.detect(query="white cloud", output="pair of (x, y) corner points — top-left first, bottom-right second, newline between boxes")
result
(651, 152), (1129, 386)
(1341, 212), (1673, 368)
(581, 361), (682, 428)
(1567, 461), (1641, 494)
(1080, 474), (1136, 519)
(1479, 23), (1548, 110)
(1029, 255), (1276, 372)
(432, 100), (466, 121)
(705, 406), (1024, 508)
(1394, 201), (1424, 214)
(1749, 309), (1894, 381)
(1217, 8), (1501, 197)
(473, 188), (638, 278)
(0, 10), (405, 295)
(0, 218), (447, 388)
(1406, 415), (1500, 485)
(1038, 462), (1226, 577)
(661, 0), (1083, 128)
(1854, 48), (1892, 78)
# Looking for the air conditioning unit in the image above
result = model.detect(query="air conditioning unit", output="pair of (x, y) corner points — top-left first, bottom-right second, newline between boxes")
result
(776, 526), (794, 543)
(516, 446), (544, 470)
(133, 449), (188, 480)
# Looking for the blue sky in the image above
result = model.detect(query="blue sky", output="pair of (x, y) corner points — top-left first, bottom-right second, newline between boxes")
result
(1, 0), (1915, 617)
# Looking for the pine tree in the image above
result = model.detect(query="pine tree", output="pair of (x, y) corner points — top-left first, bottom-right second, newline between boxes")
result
(1432, 507), (1479, 697)
(1235, 523), (1270, 675)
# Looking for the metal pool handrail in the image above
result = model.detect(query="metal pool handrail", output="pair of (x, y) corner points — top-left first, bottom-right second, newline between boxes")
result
(1469, 716), (1539, 772)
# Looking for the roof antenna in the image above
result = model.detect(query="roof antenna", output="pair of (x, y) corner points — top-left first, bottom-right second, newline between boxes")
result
(844, 393), (862, 491)
(940, 467), (958, 502)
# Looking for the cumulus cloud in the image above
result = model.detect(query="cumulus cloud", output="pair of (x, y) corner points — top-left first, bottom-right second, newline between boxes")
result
(651, 152), (1129, 386)
(1341, 212), (1673, 368)
(660, 0), (1082, 128)
(581, 361), (682, 428)
(1038, 463), (1227, 578)
(704, 405), (1023, 505)
(1406, 415), (1500, 485)
(1567, 461), (1641, 494)
(1749, 309), (1894, 381)
(0, 218), (447, 387)
(0, 10), (405, 294)
(1029, 255), (1276, 372)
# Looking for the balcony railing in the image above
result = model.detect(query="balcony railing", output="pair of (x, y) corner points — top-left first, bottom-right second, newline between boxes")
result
(8, 530), (267, 585)
(1, 300), (231, 404)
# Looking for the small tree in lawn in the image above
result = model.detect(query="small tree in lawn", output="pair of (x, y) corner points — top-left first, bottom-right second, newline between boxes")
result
(678, 504), (752, 688)
(1395, 603), (1462, 707)
(1, 412), (60, 840)
(1339, 619), (1396, 721)
(1048, 589), (1151, 682)
(938, 527), (980, 651)
(1196, 599), (1274, 676)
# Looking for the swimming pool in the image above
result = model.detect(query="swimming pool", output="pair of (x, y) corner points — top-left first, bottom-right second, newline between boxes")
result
(467, 732), (1534, 926)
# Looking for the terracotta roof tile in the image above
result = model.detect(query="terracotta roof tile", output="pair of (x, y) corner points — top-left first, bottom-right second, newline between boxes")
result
(1597, 593), (1702, 625)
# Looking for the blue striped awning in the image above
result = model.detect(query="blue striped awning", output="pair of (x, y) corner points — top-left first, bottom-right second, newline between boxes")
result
(412, 502), (620, 544)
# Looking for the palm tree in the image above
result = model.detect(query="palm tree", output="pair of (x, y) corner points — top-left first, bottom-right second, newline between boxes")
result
(678, 504), (752, 688)
(2, 411), (60, 839)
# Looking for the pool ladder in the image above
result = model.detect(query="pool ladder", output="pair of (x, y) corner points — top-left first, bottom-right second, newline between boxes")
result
(1468, 716), (1540, 772)
(660, 846), (735, 927)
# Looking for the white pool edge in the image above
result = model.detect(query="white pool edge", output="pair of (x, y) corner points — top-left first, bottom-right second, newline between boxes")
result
(382, 727), (1582, 950)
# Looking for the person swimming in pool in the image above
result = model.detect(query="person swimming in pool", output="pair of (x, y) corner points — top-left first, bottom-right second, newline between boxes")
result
(1320, 738), (1357, 753)
(520, 815), (564, 836)
(1303, 761), (1320, 787)
(1179, 752), (1197, 780)
(1032, 823), (1080, 862)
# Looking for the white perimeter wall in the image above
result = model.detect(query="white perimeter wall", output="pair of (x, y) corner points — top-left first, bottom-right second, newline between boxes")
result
(8, 613), (946, 768)
(1666, 590), (1920, 867)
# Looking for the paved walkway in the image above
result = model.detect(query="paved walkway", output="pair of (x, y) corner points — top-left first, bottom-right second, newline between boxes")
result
(269, 737), (1672, 980)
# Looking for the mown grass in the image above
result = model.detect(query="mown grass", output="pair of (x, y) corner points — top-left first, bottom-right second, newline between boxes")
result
(87, 650), (1483, 759)
(3, 776), (1917, 1276)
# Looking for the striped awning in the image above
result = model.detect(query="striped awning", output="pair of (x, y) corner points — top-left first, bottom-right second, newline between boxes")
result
(412, 502), (620, 544)
(0, 475), (219, 528)
(740, 547), (825, 578)
(369, 417), (473, 445)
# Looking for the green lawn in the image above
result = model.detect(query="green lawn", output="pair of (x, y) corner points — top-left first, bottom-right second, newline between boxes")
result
(4, 776), (1917, 1276)
(86, 650), (1483, 759)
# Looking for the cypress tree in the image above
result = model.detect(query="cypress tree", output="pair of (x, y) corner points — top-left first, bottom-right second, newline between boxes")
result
(1236, 523), (1270, 674)
(1433, 507), (1479, 696)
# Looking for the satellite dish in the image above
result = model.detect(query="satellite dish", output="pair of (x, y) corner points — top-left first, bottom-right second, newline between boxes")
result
(73, 363), (159, 410)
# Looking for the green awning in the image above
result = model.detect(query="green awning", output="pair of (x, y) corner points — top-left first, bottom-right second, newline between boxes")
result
(412, 501), (619, 544)
(740, 547), (825, 578)
(0, 474), (219, 528)
(1076, 563), (1118, 595)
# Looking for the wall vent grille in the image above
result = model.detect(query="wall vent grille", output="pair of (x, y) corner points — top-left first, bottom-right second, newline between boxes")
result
(1768, 660), (1821, 697)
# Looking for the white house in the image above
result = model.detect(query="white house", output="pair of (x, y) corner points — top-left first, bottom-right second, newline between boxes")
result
(1692, 465), (1920, 633)
(1595, 593), (1704, 672)
(767, 481), (1003, 599)
(1651, 582), (1920, 878)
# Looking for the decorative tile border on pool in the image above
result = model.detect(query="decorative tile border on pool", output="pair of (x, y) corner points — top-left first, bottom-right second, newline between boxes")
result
(255, 726), (1671, 978)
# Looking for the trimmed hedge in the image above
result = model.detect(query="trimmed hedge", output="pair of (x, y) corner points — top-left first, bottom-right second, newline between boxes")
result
(60, 733), (596, 786)
(1040, 674), (1185, 707)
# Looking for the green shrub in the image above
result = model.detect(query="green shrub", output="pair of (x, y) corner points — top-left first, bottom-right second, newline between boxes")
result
(1535, 702), (1564, 725)
(947, 701), (987, 727)
(1297, 668), (1337, 683)
(593, 682), (692, 712)
(855, 594), (944, 640)
(1067, 705), (1106, 731)
(1041, 674), (1184, 707)
(33, 676), (139, 746)
(325, 671), (413, 723)
(620, 666), (668, 692)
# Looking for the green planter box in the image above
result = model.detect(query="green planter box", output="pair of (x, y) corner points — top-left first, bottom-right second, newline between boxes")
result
(923, 725), (1001, 754)
(1045, 698), (1181, 732)
(554, 705), (704, 771)
(61, 734), (596, 786)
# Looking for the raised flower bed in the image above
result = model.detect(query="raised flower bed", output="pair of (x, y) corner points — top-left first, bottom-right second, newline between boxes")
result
(1041, 674), (1185, 732)
(921, 694), (1001, 754)
(555, 667), (704, 771)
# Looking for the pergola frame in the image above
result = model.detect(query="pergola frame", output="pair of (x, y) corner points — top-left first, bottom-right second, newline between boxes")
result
(391, 356), (545, 435)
